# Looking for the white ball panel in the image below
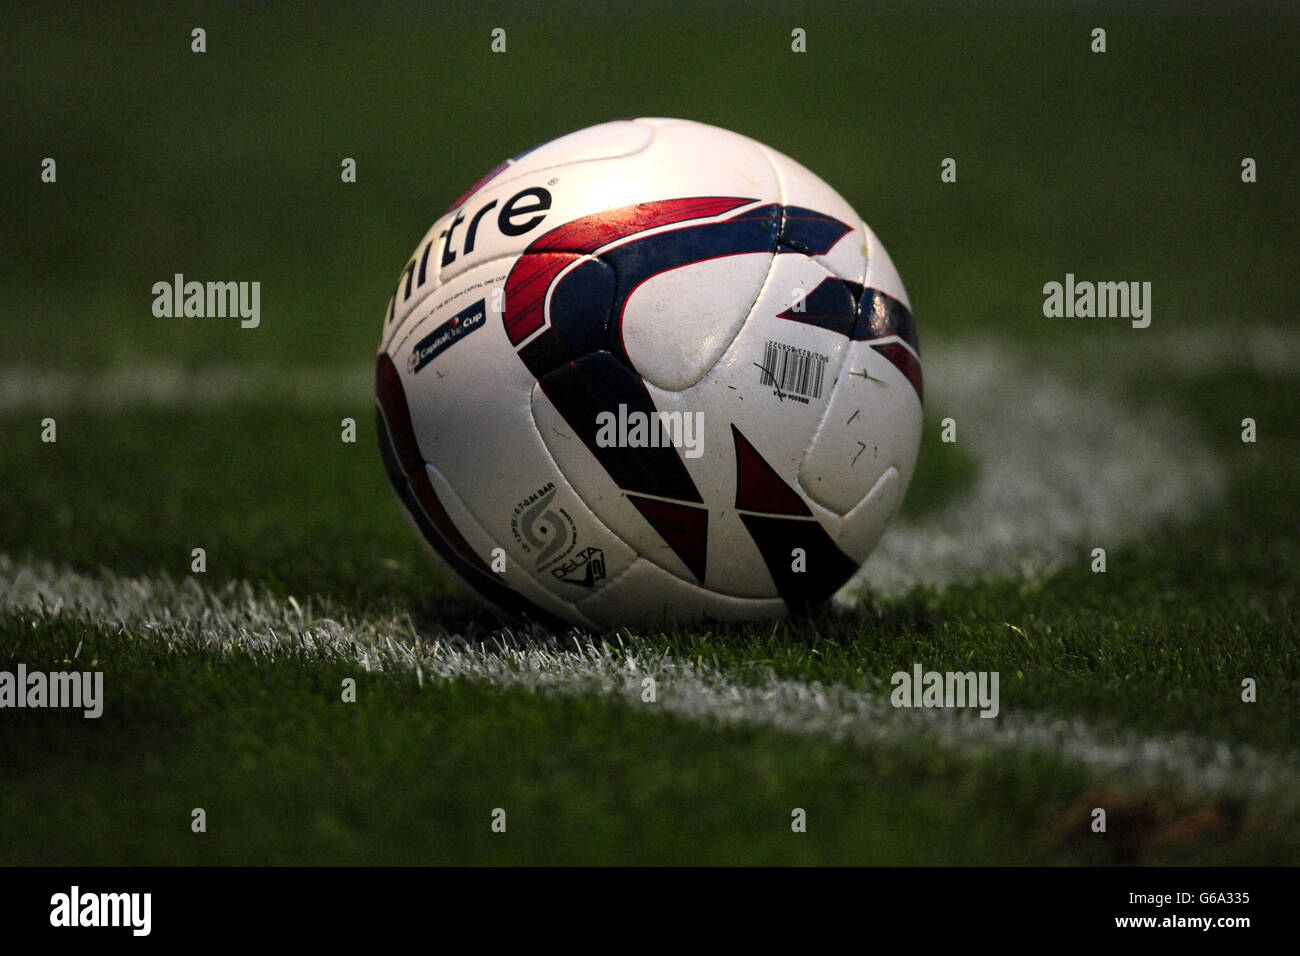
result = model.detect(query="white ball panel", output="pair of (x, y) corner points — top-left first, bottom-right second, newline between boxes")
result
(423, 461), (593, 626)
(862, 220), (911, 311)
(503, 119), (655, 179)
(836, 465), (905, 564)
(798, 336), (923, 515)
(621, 251), (772, 391)
(533, 379), (798, 599)
(435, 123), (780, 292)
(386, 261), (640, 604)
(576, 558), (787, 628)
(756, 141), (869, 286)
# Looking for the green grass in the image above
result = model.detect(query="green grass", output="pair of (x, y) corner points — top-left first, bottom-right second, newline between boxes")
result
(0, 401), (973, 611)
(4, 2), (1296, 369)
(0, 617), (1066, 866)
(3, 614), (1295, 866)
(1, 359), (1294, 864)
(2, 1), (1297, 864)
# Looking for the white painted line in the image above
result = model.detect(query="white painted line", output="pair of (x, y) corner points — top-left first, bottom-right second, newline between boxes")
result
(0, 332), (1255, 795)
(853, 341), (1226, 597)
(2, 323), (1292, 414)
(0, 364), (369, 412)
(0, 335), (1231, 600)
(2, 555), (1294, 800)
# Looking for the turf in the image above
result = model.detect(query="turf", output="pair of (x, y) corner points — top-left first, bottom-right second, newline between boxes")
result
(0, 401), (972, 613)
(2, 1), (1297, 864)
(2, 613), (1294, 866)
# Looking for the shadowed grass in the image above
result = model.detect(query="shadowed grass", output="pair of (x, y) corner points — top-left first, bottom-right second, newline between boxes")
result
(1, 0), (1296, 865)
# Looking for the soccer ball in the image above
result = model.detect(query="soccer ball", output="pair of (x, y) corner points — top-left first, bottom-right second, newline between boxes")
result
(376, 118), (922, 628)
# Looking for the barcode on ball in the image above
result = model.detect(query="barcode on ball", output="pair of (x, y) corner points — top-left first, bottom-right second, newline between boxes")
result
(758, 341), (829, 402)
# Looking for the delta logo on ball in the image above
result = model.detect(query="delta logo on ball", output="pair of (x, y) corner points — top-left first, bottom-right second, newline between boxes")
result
(375, 118), (922, 628)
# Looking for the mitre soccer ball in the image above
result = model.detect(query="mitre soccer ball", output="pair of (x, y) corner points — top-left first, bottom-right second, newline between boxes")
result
(376, 118), (922, 628)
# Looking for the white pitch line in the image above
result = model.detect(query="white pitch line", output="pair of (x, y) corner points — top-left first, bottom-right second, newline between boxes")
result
(1, 323), (1291, 414)
(0, 363), (370, 412)
(0, 333), (1262, 794)
(2, 553), (1296, 800)
(0, 333), (1234, 598)
(853, 340), (1226, 597)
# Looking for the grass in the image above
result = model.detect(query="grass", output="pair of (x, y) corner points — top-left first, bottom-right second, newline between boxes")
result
(1, 1), (1297, 864)
(3, 613), (1295, 866)
(1, 357), (1295, 864)
(0, 402), (975, 614)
